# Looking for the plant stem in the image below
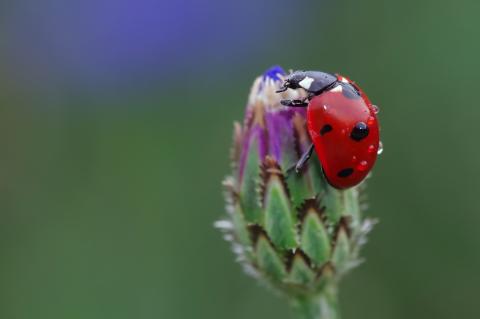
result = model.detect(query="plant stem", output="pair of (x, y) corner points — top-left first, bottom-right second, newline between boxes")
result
(291, 285), (340, 319)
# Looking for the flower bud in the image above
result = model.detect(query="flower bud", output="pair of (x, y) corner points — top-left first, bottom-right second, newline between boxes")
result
(217, 66), (376, 313)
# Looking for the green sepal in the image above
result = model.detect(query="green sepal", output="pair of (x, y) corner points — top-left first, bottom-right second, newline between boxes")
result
(255, 236), (287, 281)
(307, 156), (326, 197)
(284, 149), (315, 208)
(286, 174), (314, 208)
(264, 176), (297, 249)
(324, 186), (345, 223)
(314, 263), (335, 293)
(287, 253), (316, 285)
(332, 228), (350, 271)
(232, 203), (251, 248)
(289, 116), (324, 205)
(343, 188), (360, 226)
(300, 212), (331, 267)
(239, 134), (262, 223)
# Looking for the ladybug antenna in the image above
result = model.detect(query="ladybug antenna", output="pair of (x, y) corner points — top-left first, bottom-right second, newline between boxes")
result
(276, 81), (289, 93)
(276, 86), (288, 93)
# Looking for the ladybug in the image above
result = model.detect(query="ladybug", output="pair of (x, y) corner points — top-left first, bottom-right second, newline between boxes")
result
(277, 70), (380, 189)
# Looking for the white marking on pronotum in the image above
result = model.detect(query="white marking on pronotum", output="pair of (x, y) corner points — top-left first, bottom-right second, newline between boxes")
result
(330, 85), (343, 93)
(340, 77), (349, 83)
(299, 76), (314, 90)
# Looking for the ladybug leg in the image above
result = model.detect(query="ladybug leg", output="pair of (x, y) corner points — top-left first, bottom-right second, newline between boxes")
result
(286, 143), (314, 175)
(295, 143), (314, 172)
(280, 98), (309, 107)
(276, 85), (289, 93)
(281, 93), (315, 107)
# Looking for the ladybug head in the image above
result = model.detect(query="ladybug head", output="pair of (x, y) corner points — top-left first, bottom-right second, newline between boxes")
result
(276, 71), (306, 92)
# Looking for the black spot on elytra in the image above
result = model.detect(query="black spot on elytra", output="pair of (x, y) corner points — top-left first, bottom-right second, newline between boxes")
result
(341, 83), (360, 99)
(337, 168), (354, 178)
(320, 124), (333, 135)
(350, 122), (369, 141)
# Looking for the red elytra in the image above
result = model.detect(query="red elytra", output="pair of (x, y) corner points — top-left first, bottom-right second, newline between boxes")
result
(306, 75), (380, 189)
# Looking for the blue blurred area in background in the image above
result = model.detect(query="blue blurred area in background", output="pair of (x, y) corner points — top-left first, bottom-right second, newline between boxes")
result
(1, 0), (302, 93)
(1, 0), (480, 318)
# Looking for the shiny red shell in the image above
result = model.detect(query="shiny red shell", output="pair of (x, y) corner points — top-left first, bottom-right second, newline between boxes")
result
(306, 75), (380, 189)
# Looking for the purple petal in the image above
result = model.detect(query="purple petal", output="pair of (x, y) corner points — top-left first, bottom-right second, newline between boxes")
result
(262, 65), (285, 82)
(238, 123), (267, 182)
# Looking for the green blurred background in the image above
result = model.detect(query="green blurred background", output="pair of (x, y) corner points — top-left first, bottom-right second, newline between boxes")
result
(1, 0), (479, 318)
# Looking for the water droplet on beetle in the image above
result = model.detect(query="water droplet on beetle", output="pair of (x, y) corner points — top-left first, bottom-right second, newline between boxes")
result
(372, 105), (380, 114)
(377, 141), (384, 155)
(367, 116), (375, 126)
(352, 155), (358, 163)
(367, 145), (376, 154)
(357, 160), (368, 171)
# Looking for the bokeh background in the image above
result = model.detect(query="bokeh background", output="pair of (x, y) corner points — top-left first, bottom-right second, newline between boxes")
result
(1, 0), (479, 318)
